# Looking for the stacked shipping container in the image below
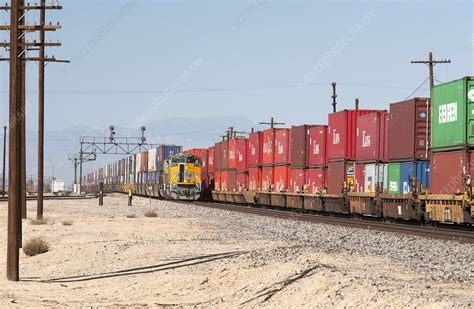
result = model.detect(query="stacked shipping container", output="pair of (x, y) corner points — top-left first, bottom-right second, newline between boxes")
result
(326, 109), (379, 194)
(387, 98), (431, 195)
(430, 77), (474, 194)
(248, 131), (262, 191)
(290, 125), (328, 194)
(262, 128), (291, 192)
(353, 111), (389, 193)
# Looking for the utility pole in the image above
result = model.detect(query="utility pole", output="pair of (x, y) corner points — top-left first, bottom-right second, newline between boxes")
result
(411, 51), (451, 93)
(331, 82), (337, 113)
(259, 117), (285, 129)
(37, 0), (46, 220)
(2, 126), (6, 197)
(6, 0), (22, 282)
(1, 0), (68, 281)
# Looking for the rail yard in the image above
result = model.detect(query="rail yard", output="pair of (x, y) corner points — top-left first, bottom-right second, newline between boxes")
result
(0, 1), (473, 308)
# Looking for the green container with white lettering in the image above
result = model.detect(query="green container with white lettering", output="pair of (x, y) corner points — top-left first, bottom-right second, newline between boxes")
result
(431, 76), (474, 151)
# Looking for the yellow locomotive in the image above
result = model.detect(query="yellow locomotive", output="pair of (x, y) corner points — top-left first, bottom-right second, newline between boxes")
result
(161, 153), (202, 200)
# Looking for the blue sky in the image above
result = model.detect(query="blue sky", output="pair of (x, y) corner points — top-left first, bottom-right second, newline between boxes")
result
(0, 0), (472, 184)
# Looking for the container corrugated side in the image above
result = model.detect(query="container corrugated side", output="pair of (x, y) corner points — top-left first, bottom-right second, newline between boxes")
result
(431, 77), (474, 150)
(389, 98), (431, 161)
(307, 125), (327, 167)
(328, 109), (379, 161)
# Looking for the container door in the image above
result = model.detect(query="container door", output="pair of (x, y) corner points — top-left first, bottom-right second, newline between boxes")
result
(399, 162), (415, 195)
(388, 163), (400, 194)
(467, 79), (474, 146)
(364, 164), (375, 193)
(416, 161), (430, 190)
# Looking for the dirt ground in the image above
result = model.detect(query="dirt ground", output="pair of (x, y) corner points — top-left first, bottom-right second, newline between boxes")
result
(0, 194), (472, 308)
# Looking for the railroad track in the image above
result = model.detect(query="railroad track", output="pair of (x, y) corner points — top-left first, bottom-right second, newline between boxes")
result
(190, 201), (474, 244)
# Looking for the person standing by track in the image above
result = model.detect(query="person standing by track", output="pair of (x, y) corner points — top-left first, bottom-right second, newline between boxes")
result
(128, 188), (133, 206)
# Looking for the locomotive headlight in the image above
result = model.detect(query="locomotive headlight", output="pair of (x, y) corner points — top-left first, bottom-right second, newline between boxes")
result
(185, 165), (188, 170)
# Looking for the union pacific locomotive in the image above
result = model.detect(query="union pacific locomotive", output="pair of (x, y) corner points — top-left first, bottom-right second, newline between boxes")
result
(161, 153), (202, 201)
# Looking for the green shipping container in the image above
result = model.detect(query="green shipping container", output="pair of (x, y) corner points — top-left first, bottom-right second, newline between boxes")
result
(387, 163), (400, 195)
(431, 76), (474, 150)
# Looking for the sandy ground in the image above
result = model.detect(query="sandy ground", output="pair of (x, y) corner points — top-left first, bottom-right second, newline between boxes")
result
(0, 194), (472, 308)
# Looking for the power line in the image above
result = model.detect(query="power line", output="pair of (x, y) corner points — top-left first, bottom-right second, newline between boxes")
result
(402, 77), (429, 101)
(0, 82), (413, 96)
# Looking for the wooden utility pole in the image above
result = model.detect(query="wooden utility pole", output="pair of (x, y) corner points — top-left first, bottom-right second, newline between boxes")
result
(7, 0), (22, 282)
(37, 0), (46, 219)
(259, 117), (285, 129)
(1, 0), (68, 281)
(2, 126), (6, 197)
(411, 52), (451, 93)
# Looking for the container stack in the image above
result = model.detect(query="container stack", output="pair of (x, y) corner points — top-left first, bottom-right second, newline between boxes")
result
(289, 125), (327, 194)
(305, 125), (328, 194)
(353, 111), (389, 193)
(430, 77), (474, 194)
(327, 109), (379, 194)
(248, 131), (262, 191)
(235, 138), (248, 191)
(261, 128), (291, 192)
(387, 98), (431, 195)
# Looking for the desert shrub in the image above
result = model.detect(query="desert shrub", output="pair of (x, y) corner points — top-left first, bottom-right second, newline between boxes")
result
(144, 211), (158, 218)
(29, 218), (49, 225)
(23, 237), (49, 257)
(62, 220), (73, 226)
(126, 214), (136, 218)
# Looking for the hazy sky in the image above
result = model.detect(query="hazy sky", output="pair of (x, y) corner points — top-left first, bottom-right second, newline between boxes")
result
(0, 0), (472, 184)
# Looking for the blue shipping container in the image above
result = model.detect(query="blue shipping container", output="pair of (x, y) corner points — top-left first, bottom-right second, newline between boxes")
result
(156, 145), (182, 171)
(398, 161), (430, 194)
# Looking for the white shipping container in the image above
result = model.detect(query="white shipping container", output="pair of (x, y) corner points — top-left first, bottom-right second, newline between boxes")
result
(148, 148), (157, 172)
(136, 154), (141, 173)
(364, 164), (388, 193)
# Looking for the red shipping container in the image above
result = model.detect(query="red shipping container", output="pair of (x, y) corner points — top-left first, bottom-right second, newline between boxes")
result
(305, 168), (326, 194)
(248, 132), (262, 167)
(262, 129), (275, 165)
(228, 139), (237, 169)
(214, 142), (222, 171)
(249, 167), (262, 191)
(356, 112), (389, 162)
(307, 125), (328, 167)
(261, 166), (274, 191)
(327, 160), (355, 194)
(290, 168), (305, 193)
(430, 150), (474, 194)
(214, 171), (221, 191)
(354, 163), (365, 192)
(188, 148), (209, 173)
(236, 139), (248, 172)
(389, 98), (431, 161)
(274, 129), (291, 165)
(237, 172), (249, 191)
(208, 146), (215, 173)
(141, 152), (148, 172)
(220, 170), (237, 192)
(221, 140), (229, 170)
(328, 109), (379, 161)
(274, 165), (290, 192)
(291, 125), (317, 168)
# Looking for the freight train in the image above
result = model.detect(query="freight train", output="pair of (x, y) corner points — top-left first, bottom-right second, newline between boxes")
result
(83, 76), (474, 225)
